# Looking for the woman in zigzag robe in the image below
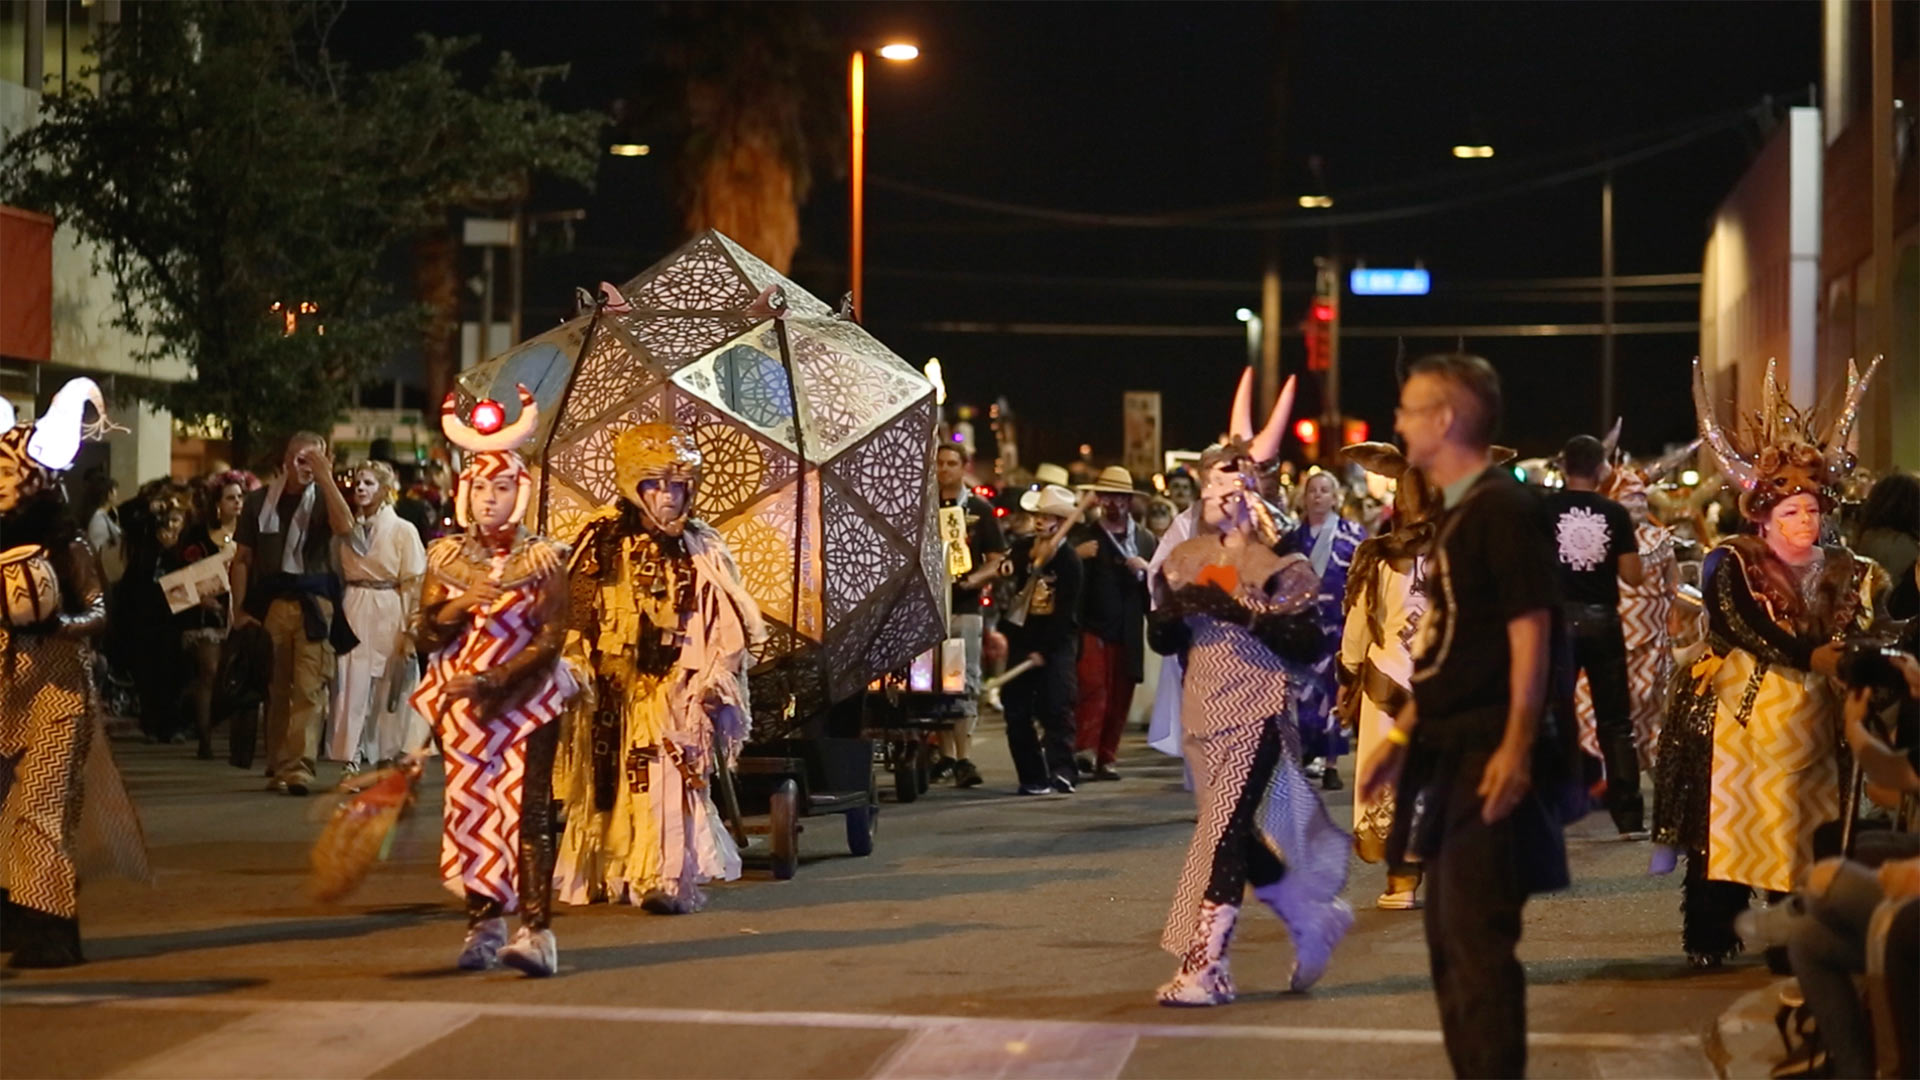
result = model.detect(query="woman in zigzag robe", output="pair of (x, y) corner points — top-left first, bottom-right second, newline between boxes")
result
(412, 387), (578, 977)
(1653, 359), (1886, 967)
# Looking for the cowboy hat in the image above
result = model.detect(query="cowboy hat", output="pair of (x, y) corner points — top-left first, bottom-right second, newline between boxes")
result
(1032, 463), (1071, 488)
(1077, 465), (1136, 495)
(1019, 484), (1079, 518)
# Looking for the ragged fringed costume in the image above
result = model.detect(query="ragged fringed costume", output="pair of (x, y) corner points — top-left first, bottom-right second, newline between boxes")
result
(1149, 429), (1352, 1008)
(553, 422), (762, 914)
(411, 387), (578, 976)
(0, 380), (148, 969)
(1653, 358), (1885, 965)
(1335, 442), (1439, 909)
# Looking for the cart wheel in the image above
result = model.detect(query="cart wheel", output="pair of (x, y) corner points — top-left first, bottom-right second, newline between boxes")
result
(893, 749), (919, 804)
(845, 804), (877, 857)
(769, 780), (800, 880)
(914, 742), (932, 795)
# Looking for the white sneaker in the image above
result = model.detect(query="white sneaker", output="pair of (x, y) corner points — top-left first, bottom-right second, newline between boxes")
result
(457, 917), (508, 971)
(1302, 758), (1325, 779)
(498, 926), (558, 977)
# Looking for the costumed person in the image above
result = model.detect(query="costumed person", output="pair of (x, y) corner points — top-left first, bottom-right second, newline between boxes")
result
(1279, 470), (1366, 790)
(1335, 442), (1439, 910)
(0, 380), (147, 968)
(932, 443), (1006, 789)
(1000, 484), (1086, 795)
(1145, 372), (1295, 763)
(328, 461), (428, 771)
(411, 387), (577, 976)
(1651, 358), (1886, 967)
(1571, 460), (1678, 771)
(1069, 466), (1155, 781)
(1150, 446), (1353, 1006)
(552, 421), (763, 914)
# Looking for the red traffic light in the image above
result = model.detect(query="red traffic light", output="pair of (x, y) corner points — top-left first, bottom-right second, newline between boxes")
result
(1343, 418), (1369, 444)
(1294, 418), (1320, 445)
(1309, 301), (1334, 323)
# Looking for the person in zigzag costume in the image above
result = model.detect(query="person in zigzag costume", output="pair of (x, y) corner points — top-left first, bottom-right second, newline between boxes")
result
(411, 386), (578, 977)
(1651, 358), (1889, 967)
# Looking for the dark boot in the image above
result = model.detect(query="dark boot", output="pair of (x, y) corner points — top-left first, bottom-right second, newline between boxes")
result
(5, 904), (85, 969)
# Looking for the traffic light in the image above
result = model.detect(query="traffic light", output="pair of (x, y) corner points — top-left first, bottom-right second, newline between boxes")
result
(1302, 300), (1333, 372)
(1294, 418), (1320, 446)
(1342, 417), (1369, 445)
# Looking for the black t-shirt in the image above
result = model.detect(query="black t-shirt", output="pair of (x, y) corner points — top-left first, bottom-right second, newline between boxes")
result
(1001, 535), (1081, 659)
(942, 493), (1007, 615)
(1540, 489), (1636, 607)
(1412, 469), (1561, 745)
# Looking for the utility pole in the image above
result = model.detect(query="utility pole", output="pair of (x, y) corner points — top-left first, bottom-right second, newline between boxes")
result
(1600, 169), (1616, 432)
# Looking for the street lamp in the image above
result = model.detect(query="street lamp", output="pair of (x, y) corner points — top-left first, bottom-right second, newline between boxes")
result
(1451, 144), (1495, 159)
(608, 143), (651, 157)
(1297, 194), (1333, 209)
(850, 41), (919, 322)
(1236, 307), (1262, 373)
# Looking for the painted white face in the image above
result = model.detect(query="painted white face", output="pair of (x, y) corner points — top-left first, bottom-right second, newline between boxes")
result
(469, 474), (519, 533)
(352, 471), (384, 510)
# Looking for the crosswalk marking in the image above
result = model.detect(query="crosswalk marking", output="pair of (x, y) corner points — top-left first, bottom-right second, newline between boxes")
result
(105, 1001), (479, 1080)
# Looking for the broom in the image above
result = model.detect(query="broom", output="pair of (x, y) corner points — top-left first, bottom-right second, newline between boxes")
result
(307, 754), (427, 903)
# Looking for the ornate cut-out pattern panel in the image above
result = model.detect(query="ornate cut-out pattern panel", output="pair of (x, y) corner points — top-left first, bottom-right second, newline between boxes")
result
(823, 481), (910, 629)
(623, 233), (755, 312)
(554, 326), (662, 440)
(787, 330), (926, 461)
(546, 393), (669, 504)
(717, 477), (823, 643)
(674, 324), (803, 454)
(917, 469), (949, 621)
(617, 313), (755, 374)
(714, 234), (835, 318)
(823, 596), (887, 701)
(865, 584), (942, 686)
(827, 395), (934, 526)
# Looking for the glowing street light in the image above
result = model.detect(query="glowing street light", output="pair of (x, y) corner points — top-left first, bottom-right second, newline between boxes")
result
(1235, 307), (1255, 322)
(609, 143), (651, 157)
(850, 42), (921, 321)
(1452, 144), (1495, 159)
(1297, 194), (1334, 209)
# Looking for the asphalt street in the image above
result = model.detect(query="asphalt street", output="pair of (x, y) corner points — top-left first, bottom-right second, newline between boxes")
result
(1, 718), (1776, 1079)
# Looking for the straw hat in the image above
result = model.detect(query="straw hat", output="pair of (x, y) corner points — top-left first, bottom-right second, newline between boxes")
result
(1077, 465), (1136, 495)
(1032, 463), (1071, 488)
(1019, 484), (1079, 518)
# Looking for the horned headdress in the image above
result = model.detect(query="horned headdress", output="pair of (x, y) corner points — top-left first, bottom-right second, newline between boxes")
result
(1691, 356), (1877, 521)
(1200, 368), (1296, 475)
(441, 384), (539, 529)
(0, 377), (118, 507)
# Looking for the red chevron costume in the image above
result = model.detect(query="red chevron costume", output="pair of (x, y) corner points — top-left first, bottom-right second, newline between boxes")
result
(411, 387), (577, 976)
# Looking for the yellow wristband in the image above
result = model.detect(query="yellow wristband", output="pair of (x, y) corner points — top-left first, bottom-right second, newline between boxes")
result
(1384, 726), (1411, 748)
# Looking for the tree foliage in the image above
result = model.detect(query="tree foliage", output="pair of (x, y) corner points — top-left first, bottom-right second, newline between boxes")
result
(0, 1), (601, 461)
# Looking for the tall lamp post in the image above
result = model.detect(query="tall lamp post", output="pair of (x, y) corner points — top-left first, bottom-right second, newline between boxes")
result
(850, 41), (919, 322)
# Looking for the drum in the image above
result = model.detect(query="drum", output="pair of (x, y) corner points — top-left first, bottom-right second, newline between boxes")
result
(0, 544), (61, 627)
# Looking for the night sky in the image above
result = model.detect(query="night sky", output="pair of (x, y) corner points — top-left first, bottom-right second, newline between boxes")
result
(337, 1), (1820, 465)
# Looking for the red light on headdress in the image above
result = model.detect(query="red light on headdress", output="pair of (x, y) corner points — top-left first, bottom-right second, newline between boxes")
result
(469, 399), (506, 435)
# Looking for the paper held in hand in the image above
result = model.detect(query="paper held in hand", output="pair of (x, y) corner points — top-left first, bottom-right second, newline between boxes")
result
(157, 548), (235, 614)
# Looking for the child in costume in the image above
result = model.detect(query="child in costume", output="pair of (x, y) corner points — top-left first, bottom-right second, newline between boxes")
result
(412, 387), (577, 976)
(552, 422), (763, 914)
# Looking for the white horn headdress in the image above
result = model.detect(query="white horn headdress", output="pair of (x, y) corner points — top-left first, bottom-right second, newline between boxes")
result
(442, 384), (539, 529)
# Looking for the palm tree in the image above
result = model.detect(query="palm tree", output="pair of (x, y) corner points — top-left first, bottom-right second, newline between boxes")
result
(634, 2), (845, 273)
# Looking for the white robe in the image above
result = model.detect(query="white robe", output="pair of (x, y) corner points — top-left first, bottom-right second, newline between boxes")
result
(328, 505), (428, 765)
(1145, 505), (1198, 757)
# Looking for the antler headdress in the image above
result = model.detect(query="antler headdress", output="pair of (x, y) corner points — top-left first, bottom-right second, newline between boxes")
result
(441, 384), (539, 529)
(1691, 356), (1877, 521)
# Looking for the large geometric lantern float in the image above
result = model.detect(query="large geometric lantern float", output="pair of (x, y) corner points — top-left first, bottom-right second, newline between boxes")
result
(458, 231), (947, 736)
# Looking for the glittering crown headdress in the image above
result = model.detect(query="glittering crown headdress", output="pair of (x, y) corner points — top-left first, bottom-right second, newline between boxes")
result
(441, 384), (539, 529)
(1691, 356), (1877, 521)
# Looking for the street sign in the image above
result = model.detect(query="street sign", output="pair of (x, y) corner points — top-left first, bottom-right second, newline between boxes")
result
(1348, 268), (1431, 296)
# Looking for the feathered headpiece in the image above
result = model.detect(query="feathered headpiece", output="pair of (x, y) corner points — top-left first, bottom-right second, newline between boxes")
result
(441, 384), (539, 529)
(1692, 356), (1877, 521)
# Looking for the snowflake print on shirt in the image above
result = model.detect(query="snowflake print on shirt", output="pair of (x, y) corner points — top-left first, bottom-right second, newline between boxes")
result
(1555, 506), (1613, 572)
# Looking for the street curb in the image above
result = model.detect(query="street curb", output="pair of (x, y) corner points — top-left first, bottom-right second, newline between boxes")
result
(1705, 977), (1793, 1079)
